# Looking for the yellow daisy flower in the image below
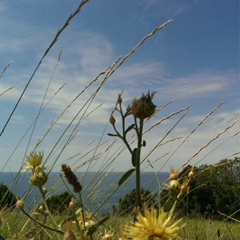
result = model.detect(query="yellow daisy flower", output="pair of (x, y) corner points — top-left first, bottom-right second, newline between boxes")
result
(124, 207), (183, 240)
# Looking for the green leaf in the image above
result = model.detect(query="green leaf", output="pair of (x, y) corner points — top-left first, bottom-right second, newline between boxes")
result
(125, 124), (135, 134)
(87, 215), (109, 235)
(131, 148), (138, 167)
(118, 168), (135, 186)
(107, 133), (118, 137)
(0, 235), (5, 240)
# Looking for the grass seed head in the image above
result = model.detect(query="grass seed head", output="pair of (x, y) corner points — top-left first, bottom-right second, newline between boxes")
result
(61, 164), (82, 193)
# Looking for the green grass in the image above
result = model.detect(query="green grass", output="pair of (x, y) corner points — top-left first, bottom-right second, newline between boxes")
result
(180, 217), (240, 240)
(1, 211), (239, 239)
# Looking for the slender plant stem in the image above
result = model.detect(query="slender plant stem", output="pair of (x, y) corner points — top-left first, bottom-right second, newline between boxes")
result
(39, 187), (59, 229)
(21, 209), (64, 235)
(135, 118), (144, 209)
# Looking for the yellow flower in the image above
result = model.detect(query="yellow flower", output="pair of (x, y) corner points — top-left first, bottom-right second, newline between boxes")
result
(25, 152), (44, 172)
(123, 207), (183, 240)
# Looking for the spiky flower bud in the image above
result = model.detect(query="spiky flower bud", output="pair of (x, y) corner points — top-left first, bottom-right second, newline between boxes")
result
(109, 114), (116, 125)
(117, 94), (122, 105)
(169, 168), (178, 181)
(61, 164), (82, 193)
(128, 91), (156, 119)
(16, 197), (24, 210)
(69, 198), (76, 211)
(168, 180), (180, 196)
(180, 181), (189, 195)
(188, 168), (194, 180)
(30, 166), (48, 187)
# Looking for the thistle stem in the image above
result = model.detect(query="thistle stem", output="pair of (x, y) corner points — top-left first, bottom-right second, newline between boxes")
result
(39, 187), (59, 228)
(135, 118), (144, 209)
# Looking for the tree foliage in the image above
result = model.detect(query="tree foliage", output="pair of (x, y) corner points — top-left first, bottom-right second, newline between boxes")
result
(46, 191), (72, 214)
(0, 183), (16, 209)
(160, 158), (240, 219)
(115, 188), (157, 215)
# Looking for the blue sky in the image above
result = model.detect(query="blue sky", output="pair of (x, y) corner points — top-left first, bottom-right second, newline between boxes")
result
(0, 0), (239, 173)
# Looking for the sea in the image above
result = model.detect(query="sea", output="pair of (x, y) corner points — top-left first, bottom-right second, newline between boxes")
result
(0, 171), (169, 214)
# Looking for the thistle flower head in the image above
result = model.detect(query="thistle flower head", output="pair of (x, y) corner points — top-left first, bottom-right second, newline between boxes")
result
(25, 152), (44, 172)
(168, 180), (180, 196)
(123, 207), (183, 240)
(30, 166), (48, 187)
(128, 91), (156, 120)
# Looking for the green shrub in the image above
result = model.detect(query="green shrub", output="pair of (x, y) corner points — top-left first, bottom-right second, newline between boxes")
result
(0, 183), (16, 209)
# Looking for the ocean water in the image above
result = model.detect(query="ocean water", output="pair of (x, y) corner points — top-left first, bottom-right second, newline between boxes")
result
(0, 171), (168, 214)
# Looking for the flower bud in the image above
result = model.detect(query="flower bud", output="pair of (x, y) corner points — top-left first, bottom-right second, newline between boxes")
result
(188, 168), (194, 180)
(168, 180), (180, 196)
(128, 92), (156, 120)
(31, 167), (48, 187)
(180, 181), (189, 195)
(169, 168), (178, 181)
(117, 94), (122, 105)
(69, 198), (76, 211)
(38, 205), (45, 214)
(16, 197), (24, 210)
(109, 114), (116, 125)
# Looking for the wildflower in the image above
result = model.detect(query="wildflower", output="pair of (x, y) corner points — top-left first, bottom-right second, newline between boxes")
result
(25, 152), (44, 172)
(128, 91), (156, 120)
(16, 196), (24, 210)
(123, 207), (183, 240)
(30, 166), (48, 187)
(61, 164), (82, 193)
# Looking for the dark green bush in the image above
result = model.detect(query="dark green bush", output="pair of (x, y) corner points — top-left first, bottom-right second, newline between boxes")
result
(115, 188), (157, 215)
(160, 158), (240, 219)
(0, 183), (16, 209)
